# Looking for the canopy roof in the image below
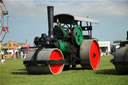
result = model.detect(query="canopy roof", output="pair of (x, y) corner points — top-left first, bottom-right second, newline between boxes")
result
(54, 14), (99, 24)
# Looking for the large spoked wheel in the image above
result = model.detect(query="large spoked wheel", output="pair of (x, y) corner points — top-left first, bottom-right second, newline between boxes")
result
(80, 39), (100, 70)
(24, 48), (64, 75)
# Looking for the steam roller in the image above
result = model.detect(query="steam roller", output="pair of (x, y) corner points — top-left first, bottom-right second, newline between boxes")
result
(24, 6), (100, 74)
(112, 31), (128, 74)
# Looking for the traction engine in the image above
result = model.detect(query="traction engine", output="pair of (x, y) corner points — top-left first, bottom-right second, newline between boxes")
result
(24, 6), (100, 74)
(112, 31), (128, 74)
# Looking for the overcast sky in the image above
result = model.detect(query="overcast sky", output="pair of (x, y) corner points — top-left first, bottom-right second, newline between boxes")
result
(2, 0), (128, 45)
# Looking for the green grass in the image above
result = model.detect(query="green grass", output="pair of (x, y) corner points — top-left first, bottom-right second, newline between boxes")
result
(0, 56), (128, 85)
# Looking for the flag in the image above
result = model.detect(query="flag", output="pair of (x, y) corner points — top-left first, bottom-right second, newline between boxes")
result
(3, 27), (9, 32)
(5, 27), (9, 32)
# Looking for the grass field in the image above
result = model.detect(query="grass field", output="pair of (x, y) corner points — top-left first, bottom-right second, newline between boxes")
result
(0, 56), (128, 85)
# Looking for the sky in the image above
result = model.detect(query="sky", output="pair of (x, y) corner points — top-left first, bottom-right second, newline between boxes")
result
(2, 0), (128, 46)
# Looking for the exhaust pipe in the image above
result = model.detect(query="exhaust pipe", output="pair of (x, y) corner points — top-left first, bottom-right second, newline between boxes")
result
(47, 6), (54, 38)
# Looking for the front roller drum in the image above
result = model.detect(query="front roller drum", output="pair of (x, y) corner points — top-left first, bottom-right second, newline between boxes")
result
(112, 47), (128, 74)
(80, 39), (100, 70)
(24, 48), (64, 74)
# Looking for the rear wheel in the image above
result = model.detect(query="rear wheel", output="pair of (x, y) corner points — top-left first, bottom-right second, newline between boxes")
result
(80, 39), (100, 70)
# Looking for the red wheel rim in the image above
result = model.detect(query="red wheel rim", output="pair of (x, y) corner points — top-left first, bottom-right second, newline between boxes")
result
(49, 49), (64, 74)
(90, 40), (100, 70)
